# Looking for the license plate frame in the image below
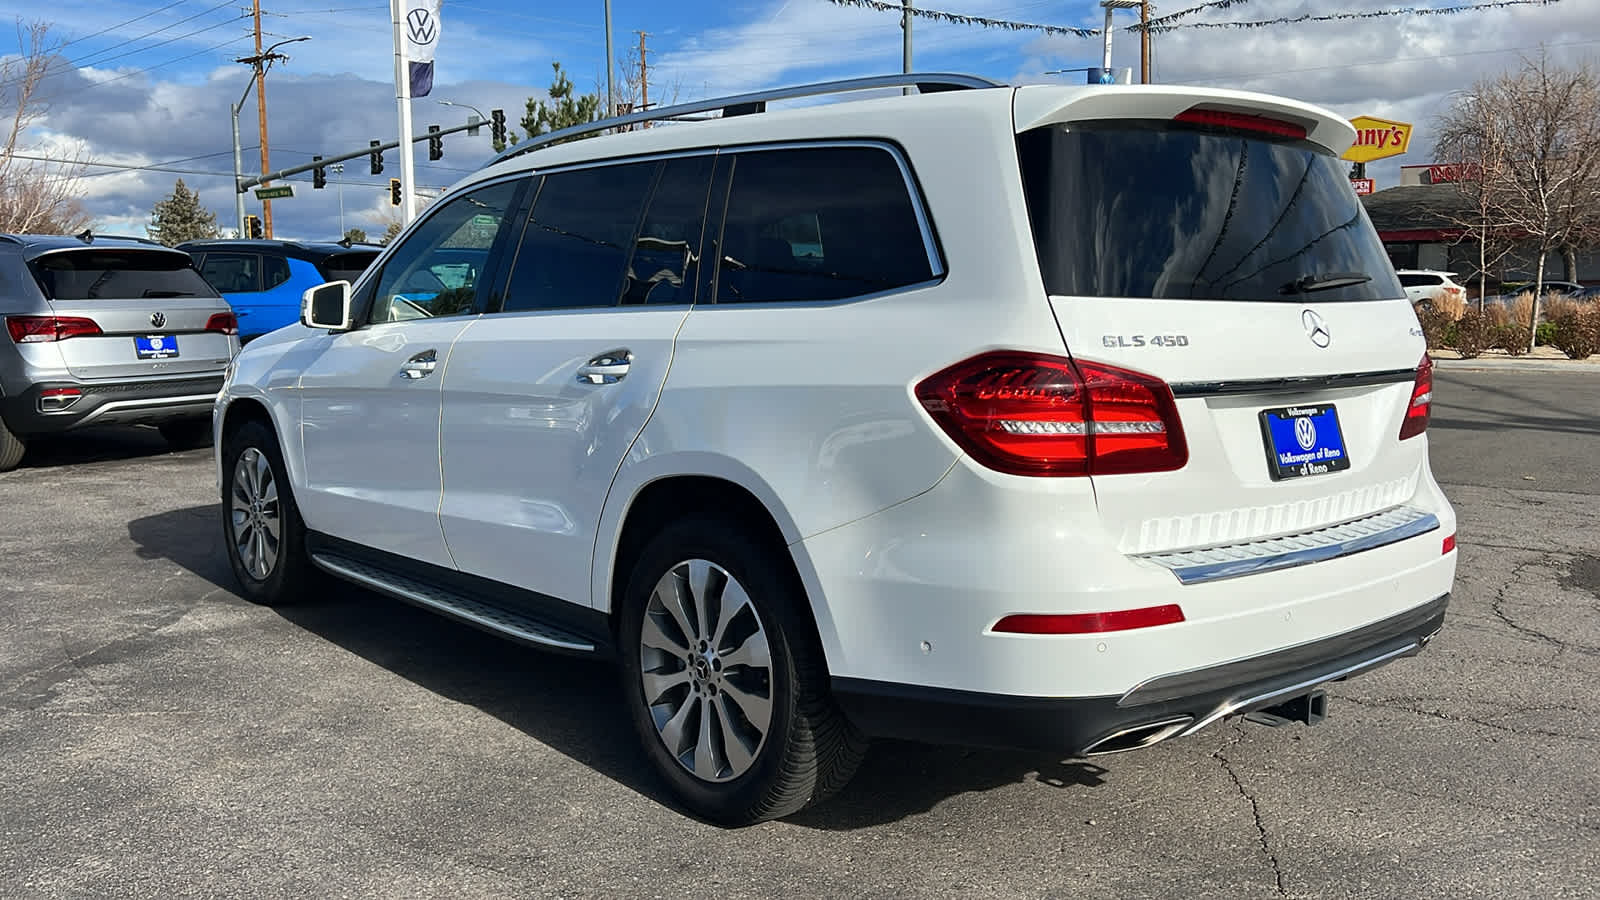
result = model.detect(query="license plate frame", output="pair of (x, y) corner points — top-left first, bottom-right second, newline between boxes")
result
(1259, 403), (1350, 481)
(135, 335), (180, 360)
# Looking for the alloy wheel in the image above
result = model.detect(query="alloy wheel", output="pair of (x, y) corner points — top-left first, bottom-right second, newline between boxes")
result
(639, 559), (774, 783)
(230, 447), (281, 581)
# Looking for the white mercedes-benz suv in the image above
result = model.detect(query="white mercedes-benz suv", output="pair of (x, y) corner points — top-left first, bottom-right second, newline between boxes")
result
(215, 75), (1456, 826)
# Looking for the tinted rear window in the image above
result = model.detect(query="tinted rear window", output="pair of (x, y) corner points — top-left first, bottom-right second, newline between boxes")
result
(318, 251), (380, 284)
(1016, 122), (1403, 302)
(1398, 273), (1442, 287)
(31, 250), (218, 300)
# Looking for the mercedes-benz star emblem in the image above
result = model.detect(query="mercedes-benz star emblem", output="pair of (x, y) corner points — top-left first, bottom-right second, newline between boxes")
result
(1302, 309), (1331, 348)
(150, 311), (166, 329)
(406, 9), (437, 46)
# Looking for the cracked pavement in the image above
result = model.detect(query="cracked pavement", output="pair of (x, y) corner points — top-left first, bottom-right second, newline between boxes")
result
(2, 369), (1598, 899)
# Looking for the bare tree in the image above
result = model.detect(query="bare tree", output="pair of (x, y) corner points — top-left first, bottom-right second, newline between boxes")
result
(1438, 54), (1600, 350)
(1434, 100), (1517, 310)
(0, 20), (92, 234)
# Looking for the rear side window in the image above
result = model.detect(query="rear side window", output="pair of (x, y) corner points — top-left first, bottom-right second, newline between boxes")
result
(501, 162), (657, 312)
(1016, 122), (1404, 302)
(1398, 273), (1442, 288)
(198, 252), (260, 293)
(263, 254), (292, 290)
(622, 155), (714, 305)
(33, 250), (219, 300)
(318, 251), (380, 285)
(715, 146), (936, 304)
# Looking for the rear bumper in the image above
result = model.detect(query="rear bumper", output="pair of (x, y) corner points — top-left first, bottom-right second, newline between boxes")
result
(0, 376), (224, 435)
(833, 593), (1448, 754)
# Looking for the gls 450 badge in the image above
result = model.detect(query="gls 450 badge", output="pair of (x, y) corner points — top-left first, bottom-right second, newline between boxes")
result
(1102, 334), (1190, 348)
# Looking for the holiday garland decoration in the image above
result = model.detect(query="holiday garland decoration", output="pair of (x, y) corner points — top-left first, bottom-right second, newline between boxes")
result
(823, 0), (1096, 37)
(824, 0), (1562, 38)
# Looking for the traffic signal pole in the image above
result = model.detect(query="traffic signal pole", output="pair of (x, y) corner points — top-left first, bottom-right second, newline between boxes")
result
(236, 116), (492, 193)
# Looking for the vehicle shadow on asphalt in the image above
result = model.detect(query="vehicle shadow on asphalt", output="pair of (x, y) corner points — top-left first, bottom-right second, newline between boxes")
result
(128, 503), (1115, 830)
(18, 426), (195, 470)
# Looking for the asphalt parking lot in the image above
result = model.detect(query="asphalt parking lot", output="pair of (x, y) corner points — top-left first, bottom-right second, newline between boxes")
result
(1, 369), (1596, 899)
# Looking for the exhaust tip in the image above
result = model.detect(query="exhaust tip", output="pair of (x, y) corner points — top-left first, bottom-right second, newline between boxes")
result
(1082, 716), (1193, 756)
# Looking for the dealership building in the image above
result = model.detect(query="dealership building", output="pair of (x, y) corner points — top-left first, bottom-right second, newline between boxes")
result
(1362, 164), (1598, 292)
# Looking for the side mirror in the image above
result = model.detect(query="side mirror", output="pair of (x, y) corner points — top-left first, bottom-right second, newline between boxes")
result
(301, 281), (353, 330)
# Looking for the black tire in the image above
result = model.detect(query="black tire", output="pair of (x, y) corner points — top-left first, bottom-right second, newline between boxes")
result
(221, 418), (316, 606)
(0, 418), (24, 472)
(159, 418), (213, 449)
(618, 516), (867, 826)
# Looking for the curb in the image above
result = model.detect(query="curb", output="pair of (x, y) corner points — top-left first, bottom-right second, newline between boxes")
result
(1431, 357), (1600, 375)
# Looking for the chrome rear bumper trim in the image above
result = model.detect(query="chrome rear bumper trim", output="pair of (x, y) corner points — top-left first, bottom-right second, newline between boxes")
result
(1138, 505), (1439, 585)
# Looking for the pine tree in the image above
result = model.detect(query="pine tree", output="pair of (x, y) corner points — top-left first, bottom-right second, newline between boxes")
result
(519, 61), (603, 147)
(343, 227), (368, 244)
(147, 179), (220, 246)
(380, 220), (403, 246)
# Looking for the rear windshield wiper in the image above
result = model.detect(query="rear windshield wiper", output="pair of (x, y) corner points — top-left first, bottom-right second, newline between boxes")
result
(1280, 272), (1372, 294)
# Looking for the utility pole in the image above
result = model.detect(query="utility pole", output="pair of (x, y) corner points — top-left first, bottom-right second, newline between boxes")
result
(1140, 1), (1151, 84)
(251, 1), (272, 237)
(902, 1), (913, 95)
(234, 26), (307, 240)
(604, 0), (615, 121)
(637, 31), (650, 123)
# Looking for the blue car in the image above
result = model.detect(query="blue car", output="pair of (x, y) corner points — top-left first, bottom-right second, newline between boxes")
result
(178, 239), (382, 341)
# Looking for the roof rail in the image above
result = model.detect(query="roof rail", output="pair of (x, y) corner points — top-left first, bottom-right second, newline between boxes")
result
(490, 72), (1004, 165)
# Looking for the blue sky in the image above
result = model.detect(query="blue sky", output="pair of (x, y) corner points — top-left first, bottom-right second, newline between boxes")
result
(5, 1), (1597, 238)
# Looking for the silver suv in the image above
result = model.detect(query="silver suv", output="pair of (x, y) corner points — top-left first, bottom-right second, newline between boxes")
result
(0, 234), (239, 470)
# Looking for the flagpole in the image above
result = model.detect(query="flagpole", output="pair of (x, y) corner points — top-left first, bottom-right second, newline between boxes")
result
(392, 0), (418, 225)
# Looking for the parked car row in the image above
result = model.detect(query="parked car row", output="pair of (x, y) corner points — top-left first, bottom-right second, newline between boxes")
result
(0, 233), (380, 471)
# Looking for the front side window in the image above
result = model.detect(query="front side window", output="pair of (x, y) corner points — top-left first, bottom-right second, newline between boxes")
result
(1016, 121), (1404, 302)
(1397, 273), (1442, 288)
(715, 146), (936, 304)
(34, 250), (220, 299)
(500, 161), (656, 313)
(198, 252), (261, 294)
(370, 179), (523, 323)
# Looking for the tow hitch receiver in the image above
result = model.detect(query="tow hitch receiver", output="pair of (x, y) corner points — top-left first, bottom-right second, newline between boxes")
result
(1243, 690), (1328, 727)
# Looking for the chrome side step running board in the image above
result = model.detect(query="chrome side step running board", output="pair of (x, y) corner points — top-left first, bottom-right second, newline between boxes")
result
(1137, 505), (1440, 585)
(311, 553), (597, 653)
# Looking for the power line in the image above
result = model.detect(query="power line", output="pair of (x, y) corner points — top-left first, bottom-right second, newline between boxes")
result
(1177, 37), (1600, 84)
(40, 35), (253, 103)
(69, 0), (241, 69)
(0, 12), (248, 92)
(49, 0), (194, 52)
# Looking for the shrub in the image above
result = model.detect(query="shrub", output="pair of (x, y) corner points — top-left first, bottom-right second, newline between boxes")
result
(1543, 294), (1584, 322)
(1536, 321), (1559, 346)
(1508, 292), (1536, 329)
(1433, 290), (1467, 320)
(1415, 304), (1455, 350)
(1482, 300), (1513, 327)
(1550, 306), (1600, 360)
(1453, 311), (1493, 358)
(1498, 324), (1532, 356)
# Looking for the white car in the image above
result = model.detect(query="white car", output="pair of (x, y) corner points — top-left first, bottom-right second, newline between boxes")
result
(1396, 269), (1467, 310)
(214, 74), (1457, 825)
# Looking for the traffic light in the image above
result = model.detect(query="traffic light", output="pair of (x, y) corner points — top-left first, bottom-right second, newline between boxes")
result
(490, 108), (506, 145)
(389, 178), (402, 207)
(427, 125), (442, 161)
(244, 214), (262, 239)
(312, 155), (326, 189)
(370, 140), (384, 175)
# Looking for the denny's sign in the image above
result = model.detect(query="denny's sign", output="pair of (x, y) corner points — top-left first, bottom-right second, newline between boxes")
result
(1341, 116), (1413, 164)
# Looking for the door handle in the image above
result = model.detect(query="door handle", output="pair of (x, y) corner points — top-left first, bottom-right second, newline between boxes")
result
(400, 349), (438, 380)
(576, 349), (633, 385)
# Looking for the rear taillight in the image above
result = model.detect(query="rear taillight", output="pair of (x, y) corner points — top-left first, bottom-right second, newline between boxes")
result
(915, 352), (1188, 476)
(1174, 107), (1308, 140)
(994, 604), (1186, 635)
(1398, 354), (1433, 440)
(5, 315), (102, 343)
(205, 312), (239, 335)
